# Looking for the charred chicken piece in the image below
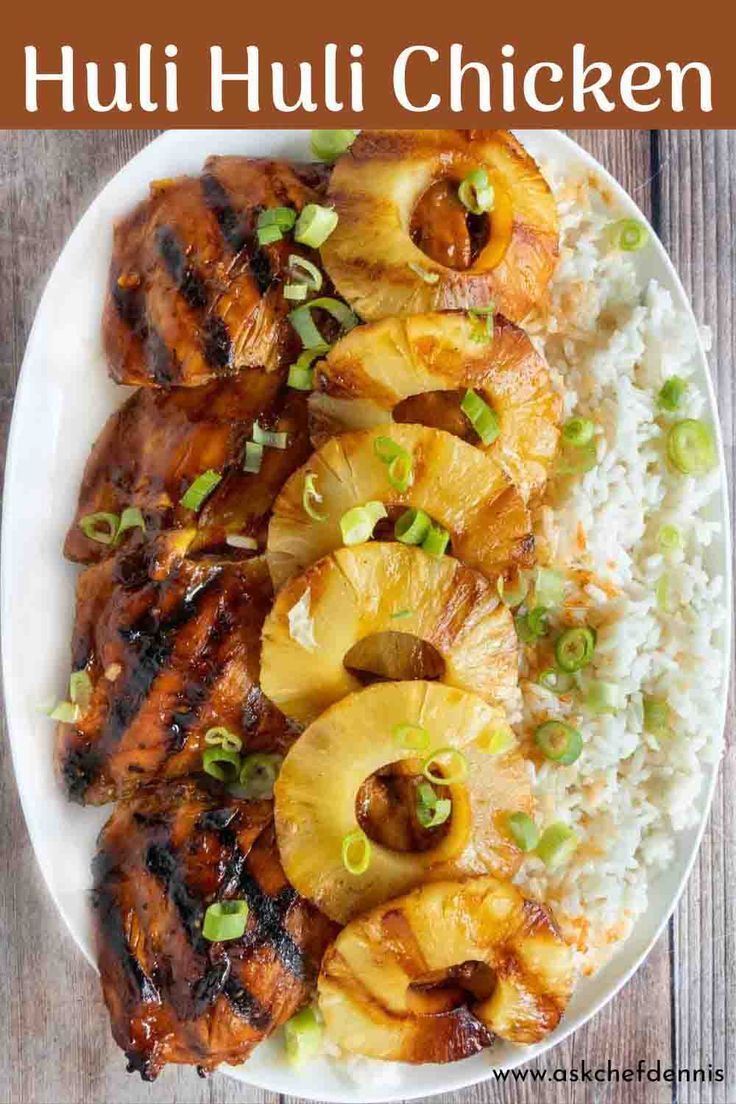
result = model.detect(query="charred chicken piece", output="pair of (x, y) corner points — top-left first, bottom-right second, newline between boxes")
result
(56, 546), (295, 804)
(94, 781), (336, 1079)
(64, 370), (310, 565)
(103, 157), (328, 387)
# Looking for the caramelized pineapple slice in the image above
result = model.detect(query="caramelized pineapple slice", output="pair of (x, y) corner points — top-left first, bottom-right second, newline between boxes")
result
(321, 130), (558, 324)
(260, 542), (519, 725)
(274, 681), (532, 923)
(318, 876), (576, 1062)
(310, 312), (562, 500)
(267, 424), (533, 589)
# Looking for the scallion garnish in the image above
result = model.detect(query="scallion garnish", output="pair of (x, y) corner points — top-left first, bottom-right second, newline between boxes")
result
(538, 668), (574, 694)
(536, 822), (579, 869)
(515, 607), (549, 643)
(467, 304), (495, 344)
(204, 726), (243, 753)
(390, 609), (414, 621)
(239, 753), (283, 798)
(475, 723), (515, 755)
(373, 435), (414, 492)
(294, 204), (339, 249)
(534, 567), (565, 609)
(534, 720), (583, 765)
(310, 129), (357, 162)
(611, 218), (648, 252)
(284, 1006), (324, 1066)
(496, 572), (529, 609)
(69, 670), (92, 712)
(288, 254), (323, 291)
(656, 574), (673, 613)
(289, 297), (358, 349)
(422, 523), (449, 558)
(202, 900), (249, 942)
(117, 506), (146, 542)
(180, 470), (222, 512)
(202, 746), (241, 782)
(257, 223), (283, 246)
(643, 695), (671, 737)
(79, 512), (119, 545)
(585, 680), (624, 716)
(341, 829), (371, 875)
(49, 701), (81, 724)
(393, 723), (430, 752)
(658, 524), (682, 551)
(506, 811), (539, 852)
(416, 782), (451, 828)
(658, 376), (687, 413)
(340, 501), (386, 545)
(460, 389), (500, 445)
(562, 417), (595, 447)
(458, 168), (495, 215)
(252, 422), (289, 450)
(302, 472), (325, 521)
(256, 206), (296, 247)
(283, 282), (308, 302)
(243, 441), (264, 474)
(422, 747), (468, 786)
(554, 626), (596, 672)
(408, 262), (440, 285)
(287, 344), (330, 391)
(666, 419), (716, 475)
(394, 507), (431, 546)
(556, 439), (598, 476)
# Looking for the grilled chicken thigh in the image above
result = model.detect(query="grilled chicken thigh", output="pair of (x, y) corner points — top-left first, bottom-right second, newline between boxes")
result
(64, 370), (310, 564)
(103, 157), (328, 387)
(94, 781), (336, 1079)
(56, 544), (294, 804)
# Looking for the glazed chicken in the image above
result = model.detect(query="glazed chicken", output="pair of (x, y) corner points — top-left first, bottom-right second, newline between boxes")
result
(64, 369), (310, 564)
(94, 780), (336, 1079)
(103, 156), (329, 387)
(56, 544), (295, 804)
(318, 876), (576, 1062)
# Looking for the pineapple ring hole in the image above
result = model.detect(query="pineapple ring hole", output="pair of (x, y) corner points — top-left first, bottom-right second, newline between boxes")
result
(343, 631), (446, 685)
(406, 961), (497, 1015)
(410, 179), (490, 272)
(355, 760), (452, 854)
(393, 388), (485, 446)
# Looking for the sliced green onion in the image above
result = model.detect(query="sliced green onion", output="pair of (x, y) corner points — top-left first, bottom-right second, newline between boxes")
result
(79, 512), (119, 545)
(202, 900), (249, 942)
(204, 726), (243, 753)
(284, 1006), (323, 1066)
(585, 680), (624, 716)
(374, 436), (414, 492)
(506, 811), (539, 852)
(239, 753), (282, 799)
(69, 671), (92, 712)
(516, 607), (549, 644)
(393, 723), (430, 752)
(340, 501), (386, 545)
(258, 206), (297, 231)
(534, 720), (583, 765)
(49, 701), (81, 724)
(536, 822), (579, 869)
(225, 534), (258, 551)
(554, 626), (596, 672)
(283, 282), (308, 302)
(302, 472), (325, 522)
(202, 746), (241, 782)
(534, 568), (565, 609)
(643, 695), (671, 737)
(294, 204), (339, 249)
(538, 669), (574, 694)
(460, 389), (500, 445)
(288, 253), (323, 291)
(497, 572), (529, 609)
(612, 218), (649, 252)
(243, 441), (264, 474)
(310, 129), (357, 162)
(408, 262), (440, 285)
(395, 507), (431, 546)
(562, 417), (595, 447)
(458, 168), (495, 215)
(252, 422), (289, 450)
(421, 523), (450, 558)
(416, 783), (452, 828)
(181, 470), (222, 512)
(658, 376), (687, 413)
(667, 419), (716, 475)
(116, 506), (146, 542)
(391, 609), (414, 621)
(342, 829), (371, 875)
(475, 723), (515, 755)
(422, 747), (467, 786)
(467, 305), (495, 344)
(656, 574), (673, 613)
(556, 440), (598, 476)
(257, 224), (284, 246)
(287, 344), (329, 391)
(658, 524), (682, 552)
(289, 297), (358, 349)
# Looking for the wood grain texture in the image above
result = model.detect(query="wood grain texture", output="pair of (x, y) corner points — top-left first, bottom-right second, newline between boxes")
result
(0, 129), (732, 1104)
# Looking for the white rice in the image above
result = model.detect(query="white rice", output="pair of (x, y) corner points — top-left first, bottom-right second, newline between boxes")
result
(517, 173), (727, 970)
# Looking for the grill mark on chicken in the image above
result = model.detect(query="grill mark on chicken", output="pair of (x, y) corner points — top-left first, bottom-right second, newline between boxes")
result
(200, 171), (248, 254)
(238, 872), (306, 980)
(156, 226), (209, 311)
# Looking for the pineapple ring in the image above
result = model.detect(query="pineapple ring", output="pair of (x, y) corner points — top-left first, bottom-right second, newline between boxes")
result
(266, 423), (533, 590)
(321, 130), (558, 324)
(274, 682), (533, 923)
(310, 311), (562, 500)
(318, 875), (576, 1061)
(260, 542), (519, 726)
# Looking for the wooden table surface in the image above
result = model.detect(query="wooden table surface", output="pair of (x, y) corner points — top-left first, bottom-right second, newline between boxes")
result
(0, 130), (733, 1104)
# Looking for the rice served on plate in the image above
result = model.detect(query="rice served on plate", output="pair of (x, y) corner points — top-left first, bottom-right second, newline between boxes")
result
(516, 172), (726, 972)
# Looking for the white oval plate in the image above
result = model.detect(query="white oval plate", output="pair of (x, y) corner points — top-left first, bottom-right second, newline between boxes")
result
(1, 130), (731, 1102)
